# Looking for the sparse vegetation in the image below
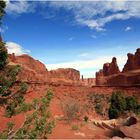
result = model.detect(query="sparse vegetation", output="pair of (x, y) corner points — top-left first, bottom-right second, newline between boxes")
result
(0, 90), (55, 139)
(109, 91), (140, 119)
(71, 124), (79, 131)
(88, 93), (107, 116)
(62, 99), (80, 121)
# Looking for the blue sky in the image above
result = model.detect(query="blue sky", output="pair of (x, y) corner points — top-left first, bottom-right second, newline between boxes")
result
(1, 1), (140, 78)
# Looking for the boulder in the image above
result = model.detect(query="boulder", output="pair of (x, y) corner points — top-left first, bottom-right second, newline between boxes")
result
(120, 123), (140, 139)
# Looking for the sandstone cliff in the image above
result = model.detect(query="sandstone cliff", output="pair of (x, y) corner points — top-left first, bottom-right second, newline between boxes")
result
(8, 53), (81, 85)
(123, 48), (140, 72)
(96, 48), (140, 87)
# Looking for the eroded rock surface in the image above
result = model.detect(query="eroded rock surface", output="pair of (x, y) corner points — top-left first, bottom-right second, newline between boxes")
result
(96, 48), (140, 86)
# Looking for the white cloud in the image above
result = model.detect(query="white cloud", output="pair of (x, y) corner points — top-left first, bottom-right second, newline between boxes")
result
(125, 26), (131, 31)
(5, 1), (140, 31)
(49, 1), (140, 31)
(47, 55), (127, 78)
(6, 1), (36, 15)
(6, 42), (30, 56)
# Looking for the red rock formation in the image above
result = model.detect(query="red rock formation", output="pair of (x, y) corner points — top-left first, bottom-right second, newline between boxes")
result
(8, 53), (49, 83)
(103, 57), (120, 76)
(96, 48), (140, 87)
(120, 123), (140, 139)
(123, 48), (140, 72)
(82, 78), (96, 86)
(49, 68), (80, 81)
(8, 54), (81, 84)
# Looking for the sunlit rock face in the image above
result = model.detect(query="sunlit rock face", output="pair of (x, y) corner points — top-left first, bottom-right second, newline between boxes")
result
(49, 68), (80, 81)
(96, 48), (140, 86)
(123, 48), (140, 72)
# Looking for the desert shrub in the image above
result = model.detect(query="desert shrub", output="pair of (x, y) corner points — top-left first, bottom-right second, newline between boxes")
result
(125, 96), (138, 111)
(5, 102), (17, 117)
(109, 106), (119, 119)
(7, 122), (15, 130)
(71, 124), (79, 131)
(62, 99), (80, 121)
(109, 91), (140, 119)
(16, 102), (32, 114)
(45, 89), (53, 101)
(109, 91), (127, 119)
(19, 82), (28, 94)
(84, 116), (88, 122)
(95, 103), (103, 115)
(0, 130), (8, 139)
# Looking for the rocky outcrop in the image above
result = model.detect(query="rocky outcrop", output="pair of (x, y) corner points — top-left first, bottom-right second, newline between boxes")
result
(96, 48), (140, 86)
(103, 57), (120, 76)
(96, 70), (107, 86)
(123, 48), (140, 72)
(8, 53), (81, 84)
(119, 123), (140, 139)
(49, 68), (80, 81)
(8, 53), (49, 83)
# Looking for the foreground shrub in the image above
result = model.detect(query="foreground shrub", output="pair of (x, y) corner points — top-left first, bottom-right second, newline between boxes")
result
(109, 91), (140, 119)
(62, 99), (80, 121)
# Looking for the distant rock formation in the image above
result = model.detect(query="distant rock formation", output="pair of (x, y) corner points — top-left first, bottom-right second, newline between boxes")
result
(123, 48), (140, 72)
(96, 48), (140, 86)
(8, 53), (49, 83)
(8, 53), (81, 85)
(103, 57), (120, 76)
(49, 68), (80, 81)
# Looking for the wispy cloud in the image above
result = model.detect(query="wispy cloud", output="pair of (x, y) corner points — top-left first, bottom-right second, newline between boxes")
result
(125, 26), (132, 31)
(49, 1), (140, 31)
(6, 42), (31, 56)
(6, 1), (36, 15)
(5, 1), (140, 31)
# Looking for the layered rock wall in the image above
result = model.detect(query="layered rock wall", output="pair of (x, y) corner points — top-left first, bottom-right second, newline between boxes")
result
(96, 48), (140, 86)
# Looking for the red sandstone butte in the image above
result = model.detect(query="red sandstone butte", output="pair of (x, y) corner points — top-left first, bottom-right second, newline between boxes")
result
(123, 48), (140, 72)
(96, 48), (140, 87)
(49, 68), (80, 82)
(8, 53), (81, 85)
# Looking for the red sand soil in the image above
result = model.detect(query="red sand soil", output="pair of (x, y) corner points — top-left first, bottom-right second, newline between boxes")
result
(0, 84), (140, 138)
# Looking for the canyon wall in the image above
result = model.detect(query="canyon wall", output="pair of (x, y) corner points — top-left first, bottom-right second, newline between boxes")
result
(96, 48), (140, 86)
(8, 53), (81, 85)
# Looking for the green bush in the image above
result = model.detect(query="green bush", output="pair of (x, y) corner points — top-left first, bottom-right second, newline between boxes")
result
(19, 82), (28, 94)
(109, 91), (126, 119)
(109, 91), (140, 119)
(126, 96), (138, 111)
(7, 122), (15, 130)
